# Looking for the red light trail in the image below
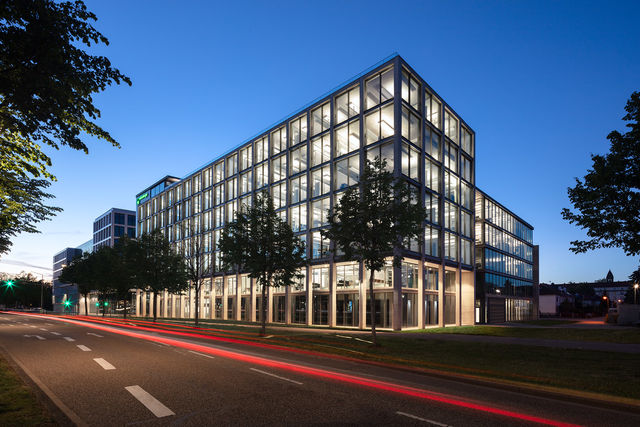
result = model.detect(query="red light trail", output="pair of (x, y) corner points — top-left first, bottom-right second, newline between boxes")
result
(7, 312), (580, 427)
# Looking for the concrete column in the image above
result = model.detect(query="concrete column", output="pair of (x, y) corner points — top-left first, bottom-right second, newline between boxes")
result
(329, 260), (336, 327)
(155, 292), (161, 319)
(267, 285), (273, 324)
(222, 275), (228, 320)
(359, 261), (366, 330)
(392, 263), (402, 331)
(234, 273), (241, 321)
(285, 281), (291, 325)
(190, 287), (196, 319)
(250, 277), (256, 322)
(306, 265), (313, 326)
(135, 290), (140, 317)
(456, 267), (462, 326)
(418, 261), (425, 329)
(180, 294), (186, 318)
(141, 292), (147, 317)
(438, 265), (445, 327)
(163, 290), (168, 318)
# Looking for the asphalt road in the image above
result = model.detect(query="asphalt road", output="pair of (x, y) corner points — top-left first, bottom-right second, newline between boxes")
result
(0, 312), (638, 426)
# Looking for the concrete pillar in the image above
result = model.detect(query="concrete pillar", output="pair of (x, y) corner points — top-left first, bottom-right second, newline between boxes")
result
(329, 260), (336, 327)
(250, 277), (256, 322)
(222, 275), (228, 320)
(359, 261), (366, 330)
(180, 294), (186, 318)
(392, 263), (402, 331)
(135, 290), (141, 317)
(234, 273), (241, 321)
(306, 265), (313, 326)
(418, 261), (425, 329)
(141, 292), (147, 317)
(438, 265), (445, 327)
(163, 290), (168, 318)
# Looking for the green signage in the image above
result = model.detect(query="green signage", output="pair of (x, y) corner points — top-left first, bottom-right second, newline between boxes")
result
(136, 192), (149, 205)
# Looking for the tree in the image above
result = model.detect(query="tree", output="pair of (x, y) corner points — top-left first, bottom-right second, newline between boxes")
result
(562, 92), (640, 279)
(322, 157), (427, 345)
(219, 192), (305, 336)
(182, 221), (212, 326)
(0, 273), (51, 309)
(0, 0), (131, 254)
(136, 230), (188, 322)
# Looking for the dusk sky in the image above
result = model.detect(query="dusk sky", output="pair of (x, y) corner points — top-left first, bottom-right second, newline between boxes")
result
(2, 0), (639, 283)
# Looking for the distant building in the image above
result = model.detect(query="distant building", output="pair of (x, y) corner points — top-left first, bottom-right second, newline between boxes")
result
(52, 246), (83, 313)
(93, 208), (137, 251)
(542, 270), (632, 311)
(539, 284), (574, 316)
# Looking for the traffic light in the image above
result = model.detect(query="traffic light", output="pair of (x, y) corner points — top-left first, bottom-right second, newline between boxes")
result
(5, 280), (14, 288)
(104, 302), (108, 307)
(64, 300), (71, 308)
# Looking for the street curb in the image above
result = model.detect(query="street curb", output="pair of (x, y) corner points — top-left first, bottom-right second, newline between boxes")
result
(0, 345), (87, 426)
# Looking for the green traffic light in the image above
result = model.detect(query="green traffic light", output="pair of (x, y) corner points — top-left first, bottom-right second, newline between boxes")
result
(96, 302), (100, 307)
(64, 300), (71, 307)
(6, 280), (14, 288)
(104, 302), (108, 306)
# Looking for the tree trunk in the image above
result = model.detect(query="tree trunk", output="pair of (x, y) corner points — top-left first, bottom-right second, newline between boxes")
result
(153, 291), (158, 322)
(84, 293), (88, 317)
(123, 299), (127, 319)
(195, 282), (200, 327)
(369, 271), (377, 346)
(261, 282), (267, 337)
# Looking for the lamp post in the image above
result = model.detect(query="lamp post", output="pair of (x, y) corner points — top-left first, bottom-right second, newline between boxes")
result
(634, 283), (639, 305)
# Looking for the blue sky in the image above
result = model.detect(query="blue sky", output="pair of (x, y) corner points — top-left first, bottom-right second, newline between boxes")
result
(2, 0), (639, 283)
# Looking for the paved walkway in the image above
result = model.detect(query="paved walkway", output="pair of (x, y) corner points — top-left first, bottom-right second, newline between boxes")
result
(390, 332), (640, 354)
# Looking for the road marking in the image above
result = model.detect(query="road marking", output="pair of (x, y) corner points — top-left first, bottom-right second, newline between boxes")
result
(150, 341), (169, 347)
(50, 332), (61, 336)
(23, 335), (46, 340)
(77, 345), (91, 352)
(93, 358), (116, 370)
(63, 337), (75, 342)
(87, 332), (103, 338)
(263, 335), (274, 339)
(250, 368), (303, 385)
(29, 325), (37, 328)
(188, 350), (215, 359)
(125, 385), (175, 418)
(355, 337), (373, 344)
(39, 328), (48, 331)
(396, 411), (451, 426)
(336, 334), (353, 339)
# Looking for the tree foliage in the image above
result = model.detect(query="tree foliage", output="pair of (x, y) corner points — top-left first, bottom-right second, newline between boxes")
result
(136, 230), (188, 322)
(0, 0), (131, 255)
(0, 273), (51, 310)
(182, 222), (212, 326)
(219, 192), (305, 336)
(561, 92), (640, 277)
(322, 157), (427, 344)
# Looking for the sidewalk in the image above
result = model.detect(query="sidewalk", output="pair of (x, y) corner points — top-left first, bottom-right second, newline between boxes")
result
(393, 332), (640, 353)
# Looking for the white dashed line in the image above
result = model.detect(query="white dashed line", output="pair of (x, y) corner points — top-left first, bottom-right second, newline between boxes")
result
(93, 358), (116, 370)
(77, 345), (91, 352)
(188, 350), (215, 359)
(396, 411), (451, 426)
(125, 385), (175, 418)
(87, 332), (103, 338)
(50, 332), (61, 336)
(250, 368), (303, 385)
(355, 337), (373, 344)
(39, 328), (48, 331)
(63, 337), (75, 342)
(23, 335), (46, 340)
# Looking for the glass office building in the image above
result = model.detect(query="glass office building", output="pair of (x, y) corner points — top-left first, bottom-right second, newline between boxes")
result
(134, 54), (534, 329)
(474, 190), (537, 323)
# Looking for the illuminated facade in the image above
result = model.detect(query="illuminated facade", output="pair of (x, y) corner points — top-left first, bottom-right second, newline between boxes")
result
(134, 54), (534, 329)
(474, 191), (537, 323)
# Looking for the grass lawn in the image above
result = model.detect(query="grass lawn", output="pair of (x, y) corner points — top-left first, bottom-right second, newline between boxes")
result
(404, 325), (640, 344)
(0, 355), (54, 426)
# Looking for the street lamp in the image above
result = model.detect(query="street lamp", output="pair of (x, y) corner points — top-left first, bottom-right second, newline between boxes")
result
(634, 283), (639, 305)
